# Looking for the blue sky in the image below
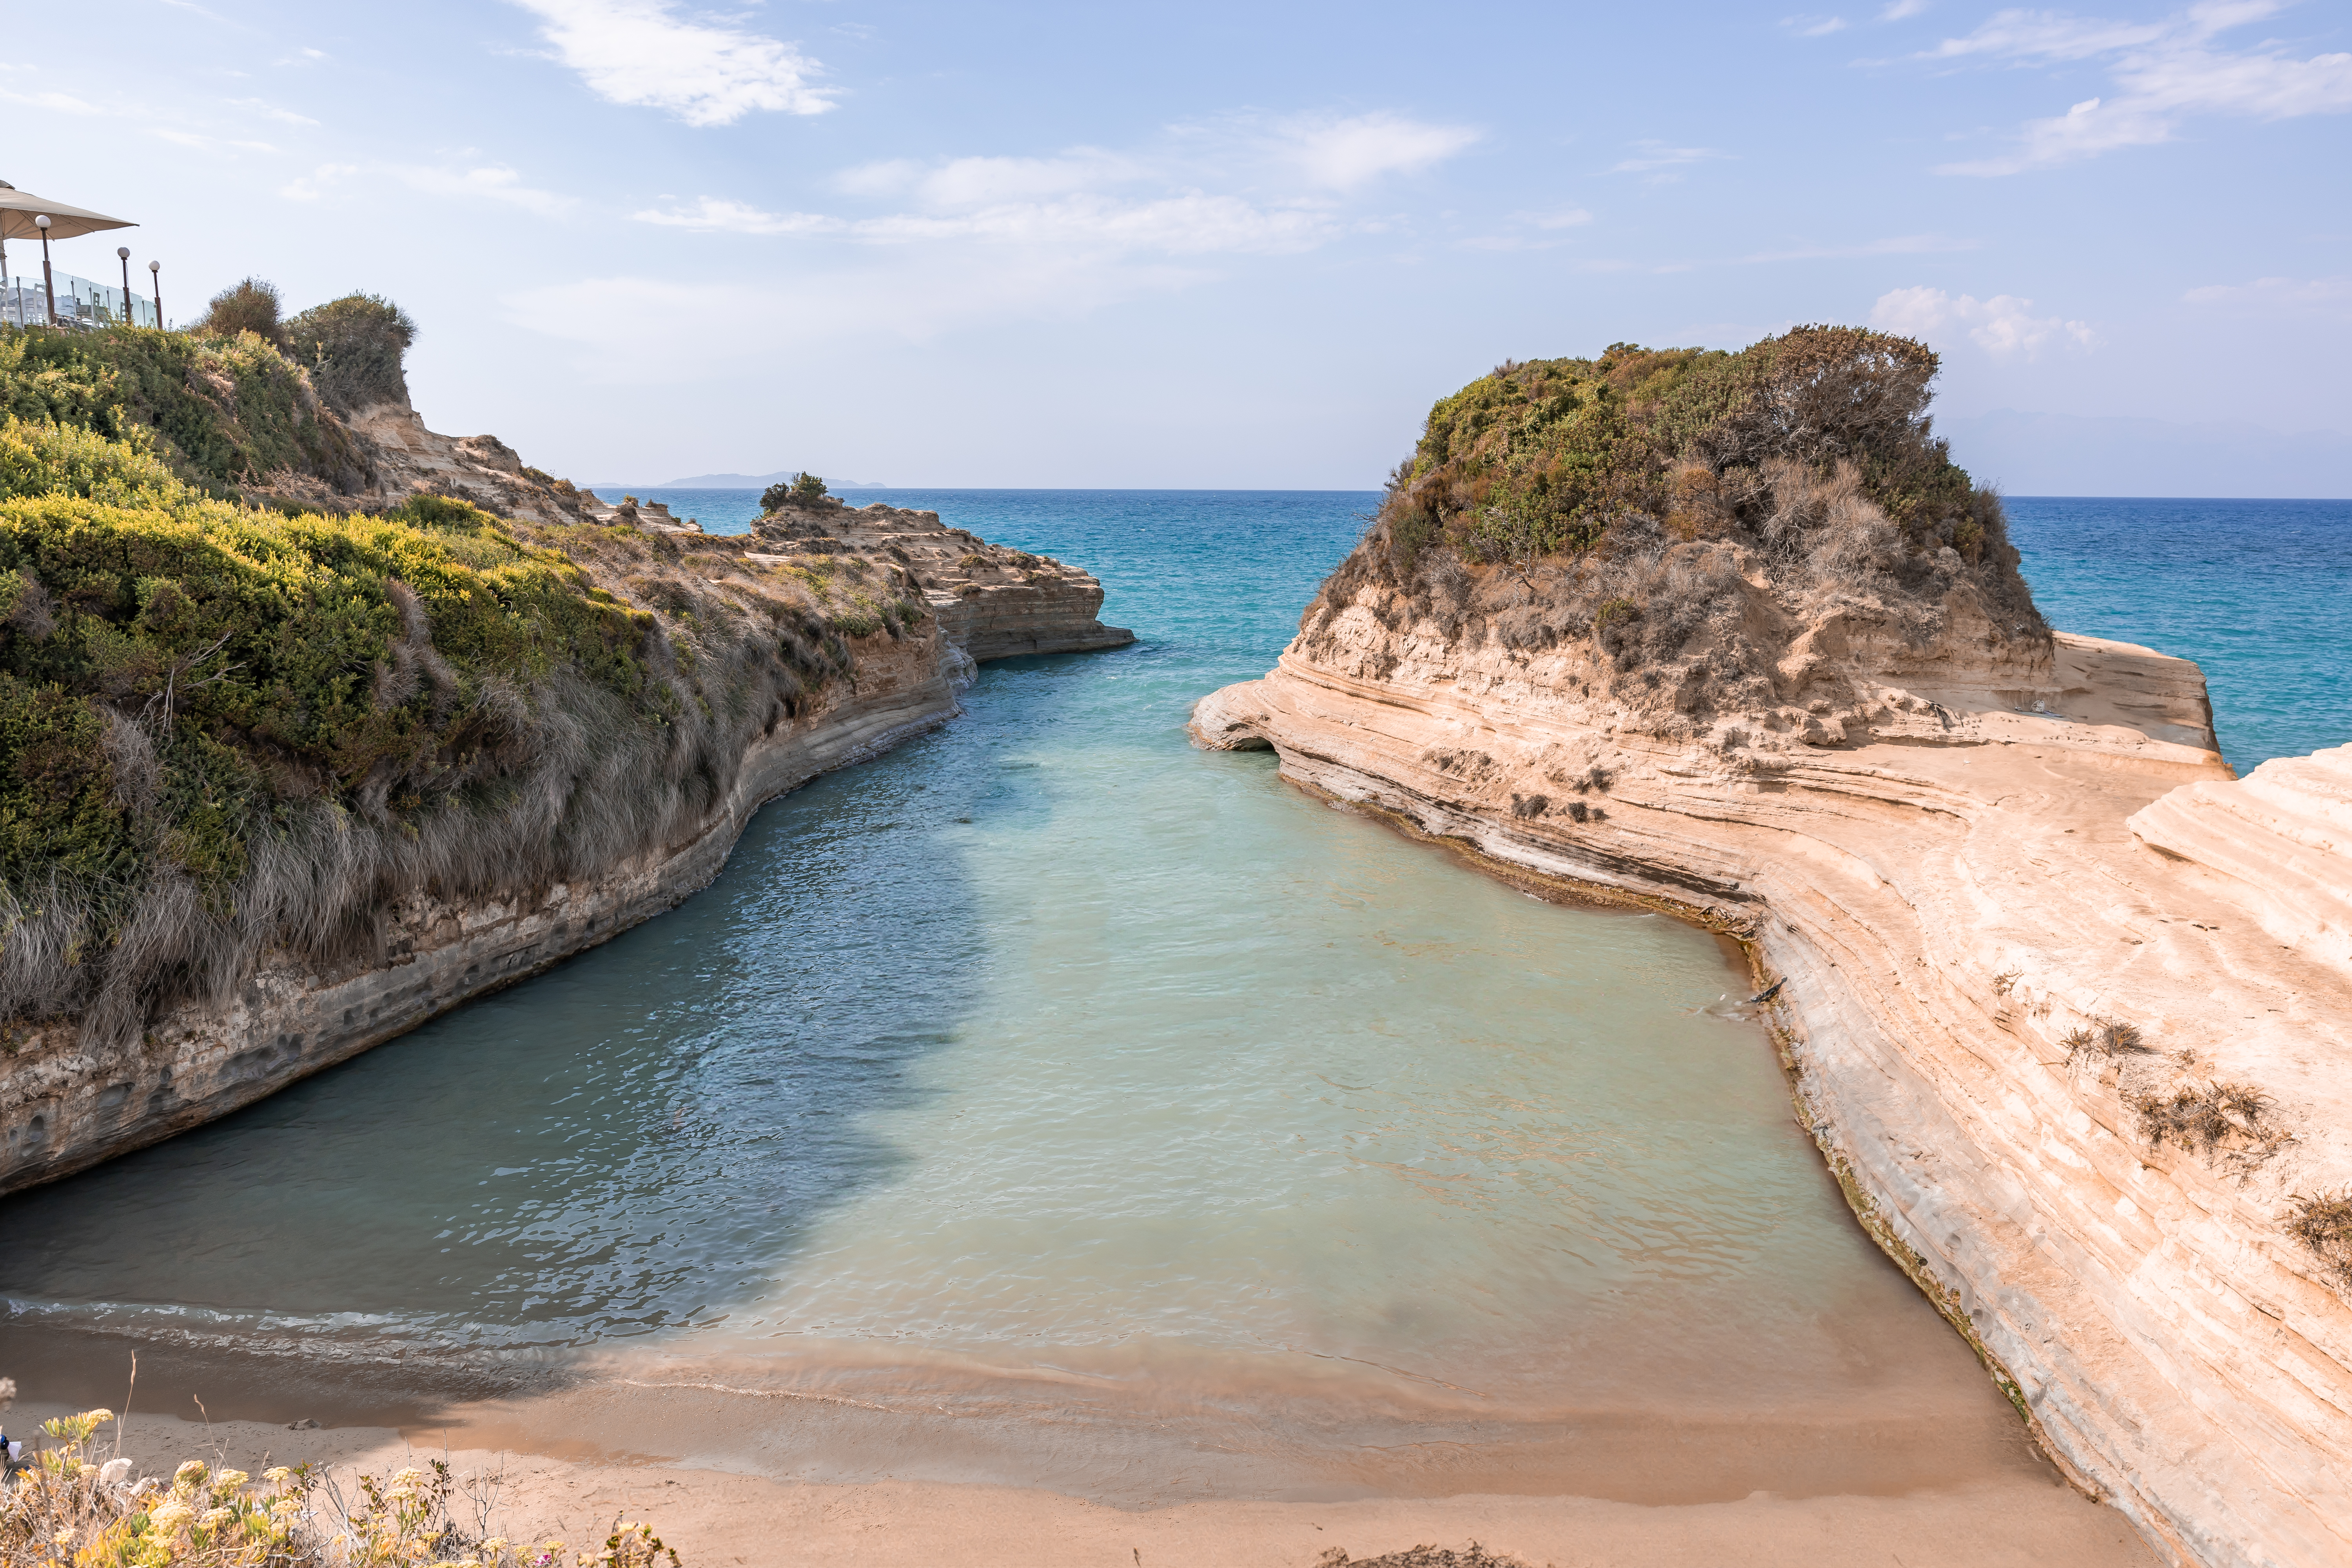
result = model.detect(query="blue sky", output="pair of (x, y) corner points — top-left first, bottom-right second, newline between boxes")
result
(5, 0), (2348, 491)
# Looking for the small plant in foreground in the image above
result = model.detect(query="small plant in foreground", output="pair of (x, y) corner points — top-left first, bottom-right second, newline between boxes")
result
(1, 1375), (686, 1567)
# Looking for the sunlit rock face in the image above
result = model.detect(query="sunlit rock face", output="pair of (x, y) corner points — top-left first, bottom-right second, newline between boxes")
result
(1194, 533), (2352, 1564)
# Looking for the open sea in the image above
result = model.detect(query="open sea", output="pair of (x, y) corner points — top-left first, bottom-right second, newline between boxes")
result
(1, 488), (2343, 1497)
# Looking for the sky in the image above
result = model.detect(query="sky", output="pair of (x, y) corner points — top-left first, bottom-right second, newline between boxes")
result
(4, 0), (2349, 492)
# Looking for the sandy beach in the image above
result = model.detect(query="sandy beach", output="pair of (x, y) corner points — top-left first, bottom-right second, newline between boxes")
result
(6, 1373), (2160, 1568)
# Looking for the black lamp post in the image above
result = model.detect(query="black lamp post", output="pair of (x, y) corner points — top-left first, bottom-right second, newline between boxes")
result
(34, 214), (54, 328)
(149, 259), (161, 327)
(116, 246), (132, 327)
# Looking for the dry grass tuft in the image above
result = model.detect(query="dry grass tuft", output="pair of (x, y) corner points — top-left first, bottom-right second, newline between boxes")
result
(2285, 1191), (2352, 1291)
(2062, 1020), (2154, 1069)
(2129, 1079), (2292, 1174)
(1316, 1545), (1530, 1568)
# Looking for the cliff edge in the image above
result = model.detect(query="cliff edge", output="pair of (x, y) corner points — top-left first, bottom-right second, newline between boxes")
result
(1193, 332), (2350, 1567)
(0, 323), (1130, 1195)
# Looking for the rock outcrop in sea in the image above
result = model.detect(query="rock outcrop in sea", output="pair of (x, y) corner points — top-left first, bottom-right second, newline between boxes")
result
(1192, 333), (2350, 1568)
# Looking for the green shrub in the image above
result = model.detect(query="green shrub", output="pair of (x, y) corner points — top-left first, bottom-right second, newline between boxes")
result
(1382, 328), (1997, 568)
(760, 474), (828, 514)
(196, 276), (287, 348)
(0, 416), (188, 507)
(284, 292), (417, 413)
(0, 326), (369, 494)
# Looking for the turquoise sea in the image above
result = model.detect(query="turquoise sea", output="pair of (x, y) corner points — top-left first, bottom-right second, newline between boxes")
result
(1, 489), (2341, 1495)
(641, 487), (2352, 770)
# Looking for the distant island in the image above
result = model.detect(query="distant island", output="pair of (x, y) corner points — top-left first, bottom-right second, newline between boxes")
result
(587, 470), (891, 490)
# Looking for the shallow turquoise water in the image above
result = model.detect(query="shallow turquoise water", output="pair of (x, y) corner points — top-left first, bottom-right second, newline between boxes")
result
(10, 488), (2325, 1486)
(0, 492), (1948, 1442)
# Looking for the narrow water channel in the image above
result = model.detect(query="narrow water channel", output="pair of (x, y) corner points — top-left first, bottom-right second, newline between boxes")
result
(0, 492), (2031, 1503)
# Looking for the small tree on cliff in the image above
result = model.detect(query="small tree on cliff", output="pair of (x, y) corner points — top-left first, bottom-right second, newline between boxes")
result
(197, 277), (287, 348)
(285, 292), (419, 414)
(760, 473), (828, 513)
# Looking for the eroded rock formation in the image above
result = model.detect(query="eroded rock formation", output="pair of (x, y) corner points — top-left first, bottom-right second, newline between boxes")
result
(1194, 579), (2351, 1564)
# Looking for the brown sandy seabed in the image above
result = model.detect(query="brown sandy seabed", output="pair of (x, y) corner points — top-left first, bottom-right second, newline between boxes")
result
(2, 822), (2163, 1568)
(0, 673), (2167, 1568)
(5, 1343), (2158, 1568)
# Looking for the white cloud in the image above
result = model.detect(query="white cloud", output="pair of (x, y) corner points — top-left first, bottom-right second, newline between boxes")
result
(152, 128), (278, 153)
(635, 191), (1333, 255)
(1880, 0), (1931, 18)
(280, 162), (358, 200)
(1928, 2), (2352, 174)
(504, 250), (1219, 373)
(906, 151), (1142, 207)
(508, 0), (833, 126)
(1610, 140), (1728, 176)
(1782, 15), (1849, 37)
(1744, 232), (1977, 261)
(634, 197), (842, 234)
(1, 88), (102, 114)
(2183, 274), (2352, 319)
(596, 108), (1474, 356)
(1459, 209), (1595, 251)
(392, 163), (575, 217)
(230, 97), (319, 126)
(1871, 285), (2096, 358)
(1269, 111), (1481, 189)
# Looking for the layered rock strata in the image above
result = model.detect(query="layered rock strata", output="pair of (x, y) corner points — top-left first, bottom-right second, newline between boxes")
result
(2, 499), (1129, 1196)
(1194, 617), (2352, 1567)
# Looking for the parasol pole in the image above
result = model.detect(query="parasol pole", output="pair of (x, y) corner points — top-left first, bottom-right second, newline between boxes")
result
(35, 214), (54, 327)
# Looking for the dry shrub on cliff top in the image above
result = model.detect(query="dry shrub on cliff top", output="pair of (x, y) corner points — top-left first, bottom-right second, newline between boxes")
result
(1306, 326), (2044, 725)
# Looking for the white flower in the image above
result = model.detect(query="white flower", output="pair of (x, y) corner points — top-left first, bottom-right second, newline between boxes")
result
(99, 1457), (134, 1485)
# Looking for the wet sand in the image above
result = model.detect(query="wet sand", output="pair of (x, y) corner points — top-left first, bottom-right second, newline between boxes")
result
(5, 1367), (2160, 1567)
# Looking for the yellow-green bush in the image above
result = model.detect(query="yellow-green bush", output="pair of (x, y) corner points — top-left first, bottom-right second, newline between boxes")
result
(0, 411), (749, 1036)
(0, 327), (368, 495)
(0, 1398), (681, 1567)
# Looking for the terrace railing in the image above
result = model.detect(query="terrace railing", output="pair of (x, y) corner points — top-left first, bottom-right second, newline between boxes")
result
(2, 270), (161, 329)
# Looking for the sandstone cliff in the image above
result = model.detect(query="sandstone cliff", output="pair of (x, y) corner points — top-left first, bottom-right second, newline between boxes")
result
(1193, 336), (2351, 1567)
(0, 441), (1129, 1197)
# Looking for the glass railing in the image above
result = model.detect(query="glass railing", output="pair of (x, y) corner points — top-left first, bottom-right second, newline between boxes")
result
(2, 271), (162, 329)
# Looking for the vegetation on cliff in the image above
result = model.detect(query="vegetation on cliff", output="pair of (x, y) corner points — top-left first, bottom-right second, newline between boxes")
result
(1319, 327), (2046, 731)
(0, 323), (370, 496)
(0, 314), (932, 1049)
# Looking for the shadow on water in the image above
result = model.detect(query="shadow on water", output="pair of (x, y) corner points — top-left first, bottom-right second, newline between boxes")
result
(0, 649), (1123, 1419)
(0, 489), (2164, 1501)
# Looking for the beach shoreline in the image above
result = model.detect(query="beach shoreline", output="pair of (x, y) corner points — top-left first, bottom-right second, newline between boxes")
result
(3, 1394), (2156, 1567)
